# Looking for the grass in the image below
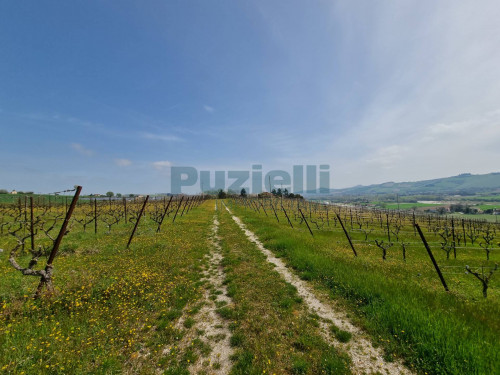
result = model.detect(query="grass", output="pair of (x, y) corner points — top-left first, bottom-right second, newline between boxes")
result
(0, 200), (213, 373)
(217, 207), (351, 375)
(329, 325), (352, 343)
(228, 199), (500, 375)
(2, 196), (498, 374)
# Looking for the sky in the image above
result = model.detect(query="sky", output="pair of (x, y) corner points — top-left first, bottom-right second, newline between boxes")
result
(1, 0), (500, 195)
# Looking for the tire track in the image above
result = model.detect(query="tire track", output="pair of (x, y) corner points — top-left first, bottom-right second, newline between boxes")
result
(223, 203), (413, 375)
(189, 214), (233, 374)
(169, 212), (233, 374)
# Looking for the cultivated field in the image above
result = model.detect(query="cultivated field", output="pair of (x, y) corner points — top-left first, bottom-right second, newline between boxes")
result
(0, 195), (498, 374)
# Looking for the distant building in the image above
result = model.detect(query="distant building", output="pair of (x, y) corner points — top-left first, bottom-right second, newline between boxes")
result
(10, 190), (17, 195)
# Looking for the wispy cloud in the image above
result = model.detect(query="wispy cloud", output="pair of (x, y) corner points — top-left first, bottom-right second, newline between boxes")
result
(71, 143), (94, 157)
(142, 132), (183, 142)
(152, 160), (172, 170)
(203, 105), (215, 113)
(114, 158), (132, 167)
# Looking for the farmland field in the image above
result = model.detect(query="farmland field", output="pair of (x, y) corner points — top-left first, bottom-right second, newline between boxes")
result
(1, 196), (499, 374)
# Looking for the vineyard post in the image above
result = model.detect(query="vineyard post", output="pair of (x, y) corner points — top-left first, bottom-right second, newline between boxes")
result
(270, 201), (280, 223)
(253, 200), (261, 213)
(172, 196), (184, 223)
(451, 218), (456, 258)
(386, 213), (391, 242)
(336, 213), (357, 257)
(180, 197), (190, 217)
(34, 186), (82, 298)
(126, 195), (149, 249)
(156, 195), (173, 232)
(259, 201), (268, 216)
(415, 223), (449, 292)
(94, 199), (98, 234)
(30, 196), (35, 252)
(461, 219), (466, 246)
(299, 208), (314, 237)
(185, 195), (195, 214)
(123, 198), (127, 222)
(282, 204), (294, 228)
(22, 196), (27, 252)
(248, 199), (256, 212)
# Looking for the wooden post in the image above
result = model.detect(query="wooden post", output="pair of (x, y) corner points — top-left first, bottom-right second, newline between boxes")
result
(35, 186), (82, 298)
(94, 199), (98, 234)
(123, 198), (127, 222)
(386, 213), (391, 242)
(127, 195), (149, 248)
(157, 196), (173, 232)
(180, 197), (190, 217)
(462, 219), (466, 246)
(299, 208), (314, 237)
(282, 205), (294, 228)
(172, 196), (184, 223)
(415, 224), (449, 292)
(30, 197), (35, 252)
(270, 202), (280, 223)
(451, 218), (456, 258)
(259, 201), (268, 216)
(336, 213), (357, 257)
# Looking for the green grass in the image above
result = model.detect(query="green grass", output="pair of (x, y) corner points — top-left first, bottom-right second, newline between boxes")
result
(372, 202), (440, 209)
(228, 200), (500, 375)
(330, 325), (352, 343)
(0, 201), (213, 373)
(217, 207), (351, 375)
(2, 197), (499, 374)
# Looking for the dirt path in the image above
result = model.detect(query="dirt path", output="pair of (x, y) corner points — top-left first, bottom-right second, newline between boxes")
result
(190, 214), (233, 374)
(170, 212), (233, 374)
(223, 203), (413, 375)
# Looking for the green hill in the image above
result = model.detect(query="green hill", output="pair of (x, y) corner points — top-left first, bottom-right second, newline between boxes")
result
(329, 172), (500, 196)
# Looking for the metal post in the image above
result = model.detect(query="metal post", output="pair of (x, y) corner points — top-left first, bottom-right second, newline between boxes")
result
(415, 224), (449, 292)
(336, 213), (357, 256)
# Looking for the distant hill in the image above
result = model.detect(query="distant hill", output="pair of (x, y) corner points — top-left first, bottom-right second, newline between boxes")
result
(327, 172), (500, 196)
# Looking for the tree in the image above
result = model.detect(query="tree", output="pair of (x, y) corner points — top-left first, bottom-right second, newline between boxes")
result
(276, 188), (282, 197)
(0, 189), (7, 194)
(106, 191), (114, 198)
(116, 193), (122, 198)
(240, 188), (247, 197)
(283, 188), (289, 197)
(217, 189), (227, 199)
(271, 188), (277, 196)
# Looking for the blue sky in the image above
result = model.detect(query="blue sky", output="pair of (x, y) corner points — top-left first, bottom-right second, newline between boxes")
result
(1, 1), (500, 195)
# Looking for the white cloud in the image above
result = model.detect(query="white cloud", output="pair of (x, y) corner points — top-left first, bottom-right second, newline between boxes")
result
(203, 105), (214, 113)
(142, 132), (182, 142)
(114, 158), (132, 167)
(71, 143), (94, 157)
(152, 160), (172, 170)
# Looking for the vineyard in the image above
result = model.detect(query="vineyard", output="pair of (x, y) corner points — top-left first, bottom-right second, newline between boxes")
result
(0, 192), (499, 374)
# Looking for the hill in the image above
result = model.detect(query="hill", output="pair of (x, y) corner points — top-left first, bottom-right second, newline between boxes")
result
(328, 172), (500, 196)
